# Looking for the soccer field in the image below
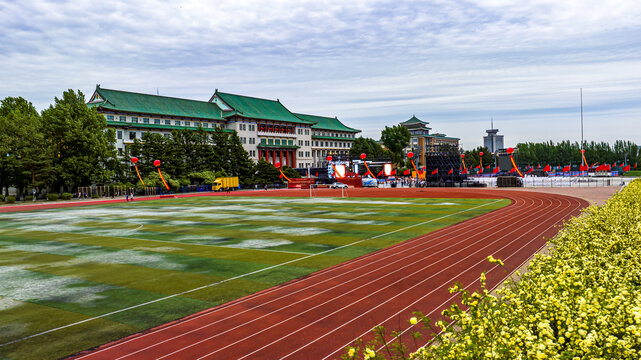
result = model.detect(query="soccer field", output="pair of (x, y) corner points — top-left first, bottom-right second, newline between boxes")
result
(0, 196), (507, 360)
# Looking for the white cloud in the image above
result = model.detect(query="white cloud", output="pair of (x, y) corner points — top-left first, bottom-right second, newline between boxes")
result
(1, 0), (640, 148)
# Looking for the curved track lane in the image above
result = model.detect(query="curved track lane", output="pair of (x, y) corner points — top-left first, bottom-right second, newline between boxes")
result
(69, 188), (589, 360)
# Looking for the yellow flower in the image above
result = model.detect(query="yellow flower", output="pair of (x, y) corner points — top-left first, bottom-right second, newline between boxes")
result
(364, 348), (375, 358)
(410, 316), (418, 325)
(347, 347), (355, 357)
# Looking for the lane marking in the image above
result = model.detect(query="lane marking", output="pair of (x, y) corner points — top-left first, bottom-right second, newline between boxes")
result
(2, 199), (502, 349)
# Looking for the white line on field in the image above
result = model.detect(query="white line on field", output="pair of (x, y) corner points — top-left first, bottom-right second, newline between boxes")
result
(0, 199), (501, 348)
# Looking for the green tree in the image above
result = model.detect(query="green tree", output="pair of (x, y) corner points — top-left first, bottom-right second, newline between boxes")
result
(349, 137), (390, 160)
(0, 97), (54, 196)
(41, 90), (117, 191)
(380, 125), (411, 165)
(253, 159), (280, 185)
(282, 166), (301, 179)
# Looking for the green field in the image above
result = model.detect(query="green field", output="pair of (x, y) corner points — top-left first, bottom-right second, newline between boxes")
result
(0, 196), (508, 360)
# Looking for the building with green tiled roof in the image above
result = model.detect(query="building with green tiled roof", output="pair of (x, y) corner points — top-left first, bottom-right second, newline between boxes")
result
(294, 113), (361, 167)
(87, 85), (361, 169)
(399, 115), (460, 167)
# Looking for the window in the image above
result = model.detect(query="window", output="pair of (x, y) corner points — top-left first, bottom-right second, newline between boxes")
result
(298, 140), (303, 146)
(268, 139), (274, 145)
(143, 118), (150, 124)
(154, 119), (160, 125)
(299, 151), (303, 157)
(119, 116), (126, 122)
(129, 131), (136, 140)
(203, 123), (209, 128)
(194, 122), (200, 127)
(305, 141), (309, 146)
(175, 120), (181, 126)
(185, 121), (190, 127)
(106, 115), (114, 121)
(305, 129), (309, 135)
(165, 120), (171, 125)
(288, 140), (293, 145)
(118, 148), (123, 156)
(275, 139), (281, 145)
(132, 117), (138, 123)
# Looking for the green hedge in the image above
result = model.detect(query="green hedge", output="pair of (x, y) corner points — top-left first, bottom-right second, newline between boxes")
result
(61, 192), (73, 200)
(46, 193), (59, 201)
(623, 170), (641, 177)
(6, 196), (16, 204)
(0, 194), (4, 202)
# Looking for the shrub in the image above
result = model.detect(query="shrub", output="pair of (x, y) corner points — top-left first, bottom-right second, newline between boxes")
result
(46, 193), (59, 201)
(61, 192), (73, 200)
(91, 194), (100, 199)
(0, 194), (4, 202)
(25, 195), (34, 201)
(7, 196), (16, 204)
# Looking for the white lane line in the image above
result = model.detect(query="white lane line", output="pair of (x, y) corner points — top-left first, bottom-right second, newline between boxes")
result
(187, 197), (545, 359)
(2, 199), (501, 349)
(322, 195), (584, 359)
(110, 200), (513, 360)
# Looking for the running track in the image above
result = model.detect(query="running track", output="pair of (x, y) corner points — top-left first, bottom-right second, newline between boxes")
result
(61, 188), (589, 359)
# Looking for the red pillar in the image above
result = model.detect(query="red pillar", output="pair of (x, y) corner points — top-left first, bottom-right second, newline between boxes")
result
(280, 150), (283, 167)
(265, 150), (269, 163)
(272, 150), (276, 165)
(258, 149), (262, 161)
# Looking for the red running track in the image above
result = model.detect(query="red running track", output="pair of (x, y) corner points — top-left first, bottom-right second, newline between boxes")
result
(68, 188), (588, 360)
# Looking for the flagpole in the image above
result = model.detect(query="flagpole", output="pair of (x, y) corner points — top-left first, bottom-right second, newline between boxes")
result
(580, 88), (584, 150)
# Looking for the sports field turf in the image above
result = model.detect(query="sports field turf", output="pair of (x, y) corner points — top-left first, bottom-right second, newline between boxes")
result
(0, 196), (508, 360)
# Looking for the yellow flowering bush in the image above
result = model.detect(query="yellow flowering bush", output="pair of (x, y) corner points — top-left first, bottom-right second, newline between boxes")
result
(346, 180), (641, 359)
(412, 180), (641, 359)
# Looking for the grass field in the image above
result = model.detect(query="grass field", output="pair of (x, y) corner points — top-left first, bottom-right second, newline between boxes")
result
(0, 195), (508, 360)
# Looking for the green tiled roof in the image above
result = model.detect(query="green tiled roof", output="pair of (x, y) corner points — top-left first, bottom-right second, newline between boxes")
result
(88, 86), (226, 121)
(400, 115), (429, 126)
(106, 120), (234, 133)
(257, 144), (300, 149)
(294, 113), (361, 133)
(214, 91), (312, 124)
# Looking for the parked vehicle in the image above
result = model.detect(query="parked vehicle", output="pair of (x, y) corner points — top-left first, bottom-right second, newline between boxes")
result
(330, 182), (348, 189)
(213, 177), (239, 191)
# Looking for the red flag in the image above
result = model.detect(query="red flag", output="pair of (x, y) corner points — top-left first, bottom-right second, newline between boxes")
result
(525, 167), (533, 174)
(447, 168), (453, 175)
(623, 165), (631, 172)
(509, 167), (516, 173)
(492, 166), (499, 174)
(431, 168), (438, 175)
(391, 169), (396, 175)
(478, 166), (483, 173)
(315, 171), (318, 177)
(537, 164), (541, 169)
(403, 169), (410, 176)
(634, 162), (637, 169)
(459, 166), (462, 171)
(486, 164), (490, 169)
(461, 168), (468, 174)
(580, 165), (588, 171)
(475, 165), (480, 169)
(562, 165), (570, 172)
(279, 173), (283, 178)
(606, 164), (611, 171)
(377, 169), (384, 176)
(542, 164), (551, 172)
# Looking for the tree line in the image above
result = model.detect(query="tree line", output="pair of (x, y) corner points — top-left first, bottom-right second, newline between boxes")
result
(0, 90), (295, 198)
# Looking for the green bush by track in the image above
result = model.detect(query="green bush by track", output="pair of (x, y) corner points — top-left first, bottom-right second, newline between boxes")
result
(402, 180), (641, 359)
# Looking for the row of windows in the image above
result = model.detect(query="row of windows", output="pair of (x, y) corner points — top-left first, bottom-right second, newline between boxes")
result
(297, 151), (311, 158)
(297, 128), (311, 135)
(260, 138), (294, 146)
(297, 140), (311, 147)
(106, 115), (222, 129)
(314, 141), (352, 148)
(238, 123), (256, 131)
(239, 137), (257, 145)
(313, 131), (355, 138)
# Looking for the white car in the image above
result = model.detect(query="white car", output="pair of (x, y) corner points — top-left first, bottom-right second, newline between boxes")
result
(330, 182), (348, 189)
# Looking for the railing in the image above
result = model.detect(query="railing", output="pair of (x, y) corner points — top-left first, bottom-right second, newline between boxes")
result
(470, 176), (634, 188)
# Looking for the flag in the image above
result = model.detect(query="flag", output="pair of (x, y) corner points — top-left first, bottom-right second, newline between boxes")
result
(391, 169), (396, 175)
(279, 173), (283, 178)
(447, 168), (453, 175)
(623, 165), (631, 172)
(525, 166), (533, 174)
(315, 171), (318, 177)
(461, 168), (468, 174)
(537, 164), (541, 169)
(403, 169), (410, 176)
(431, 168), (438, 175)
(459, 166), (462, 171)
(492, 166), (499, 174)
(543, 164), (551, 172)
(486, 164), (490, 169)
(509, 167), (516, 173)
(562, 165), (570, 172)
(377, 169), (384, 176)
(478, 166), (483, 173)
(635, 162), (638, 169)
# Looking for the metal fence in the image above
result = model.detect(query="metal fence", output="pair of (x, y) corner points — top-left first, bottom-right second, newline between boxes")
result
(471, 176), (635, 188)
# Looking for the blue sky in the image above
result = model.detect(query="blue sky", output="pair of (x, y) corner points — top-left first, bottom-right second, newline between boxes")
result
(1, 0), (640, 149)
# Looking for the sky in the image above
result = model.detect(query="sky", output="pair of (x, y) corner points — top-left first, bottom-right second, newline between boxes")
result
(1, 0), (640, 149)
